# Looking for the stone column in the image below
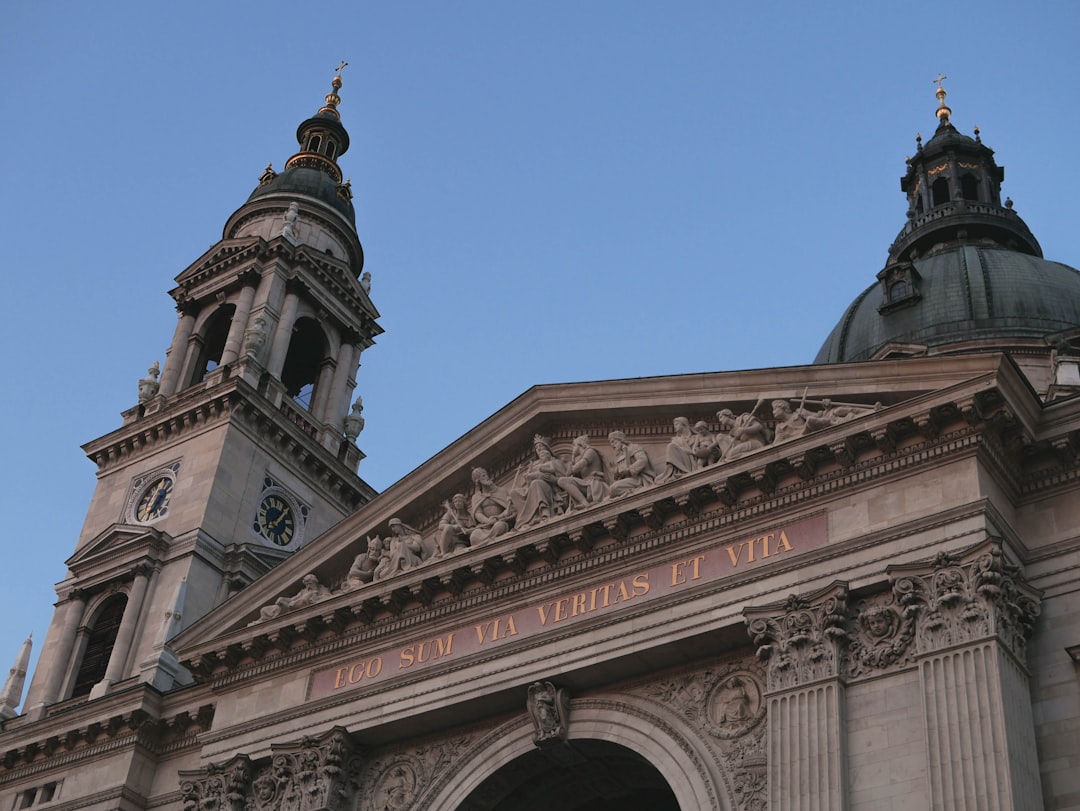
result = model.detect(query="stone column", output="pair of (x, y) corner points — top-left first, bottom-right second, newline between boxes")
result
(745, 583), (849, 811)
(90, 566), (153, 698)
(311, 358), (337, 423)
(159, 309), (197, 397)
(266, 284), (303, 379)
(324, 339), (358, 432)
(889, 540), (1042, 810)
(219, 277), (258, 366)
(24, 590), (86, 714)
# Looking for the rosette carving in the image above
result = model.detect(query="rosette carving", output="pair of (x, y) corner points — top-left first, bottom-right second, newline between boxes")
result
(846, 594), (916, 678)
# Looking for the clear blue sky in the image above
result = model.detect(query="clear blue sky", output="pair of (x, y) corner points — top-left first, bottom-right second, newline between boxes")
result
(1, 1), (1077, 699)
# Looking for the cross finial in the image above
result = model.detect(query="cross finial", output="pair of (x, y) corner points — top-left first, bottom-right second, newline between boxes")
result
(335, 60), (349, 77)
(933, 73), (947, 89)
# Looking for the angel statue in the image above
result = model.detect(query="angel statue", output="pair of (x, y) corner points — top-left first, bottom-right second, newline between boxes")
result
(526, 681), (571, 747)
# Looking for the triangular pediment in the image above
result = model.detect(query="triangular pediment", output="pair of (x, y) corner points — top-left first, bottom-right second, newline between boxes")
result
(173, 353), (1056, 670)
(66, 523), (169, 588)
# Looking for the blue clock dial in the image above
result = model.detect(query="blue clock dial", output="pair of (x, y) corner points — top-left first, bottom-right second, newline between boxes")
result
(135, 477), (173, 522)
(258, 494), (296, 546)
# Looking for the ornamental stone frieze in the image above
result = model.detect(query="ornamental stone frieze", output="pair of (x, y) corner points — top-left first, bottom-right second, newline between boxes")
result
(844, 591), (918, 679)
(888, 538), (1041, 662)
(744, 583), (849, 692)
(356, 735), (473, 811)
(179, 727), (362, 811)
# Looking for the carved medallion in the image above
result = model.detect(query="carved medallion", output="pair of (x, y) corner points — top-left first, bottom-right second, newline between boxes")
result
(705, 672), (764, 739)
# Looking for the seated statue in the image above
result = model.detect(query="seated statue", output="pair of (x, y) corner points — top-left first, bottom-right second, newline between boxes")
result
(606, 431), (656, 498)
(513, 435), (568, 529)
(716, 407), (770, 462)
(258, 574), (330, 621)
(557, 434), (609, 510)
(377, 518), (428, 578)
(656, 417), (698, 484)
(691, 421), (721, 467)
(343, 536), (382, 590)
(436, 493), (474, 555)
(470, 467), (516, 545)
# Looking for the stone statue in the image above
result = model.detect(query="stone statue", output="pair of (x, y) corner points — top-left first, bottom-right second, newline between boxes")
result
(512, 435), (568, 529)
(242, 316), (268, 362)
(556, 434), (609, 510)
(656, 417), (699, 483)
(801, 398), (881, 432)
(343, 396), (365, 442)
(716, 406), (770, 462)
(343, 536), (382, 590)
(436, 493), (474, 555)
(691, 421), (721, 467)
(378, 518), (427, 577)
(527, 681), (570, 746)
(469, 467), (516, 546)
(138, 361), (161, 404)
(281, 202), (300, 243)
(257, 574), (330, 622)
(360, 271), (372, 294)
(606, 431), (656, 499)
(771, 399), (808, 444)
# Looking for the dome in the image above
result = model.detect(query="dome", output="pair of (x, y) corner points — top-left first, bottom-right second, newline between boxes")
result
(815, 82), (1080, 364)
(815, 246), (1080, 363)
(246, 165), (355, 224)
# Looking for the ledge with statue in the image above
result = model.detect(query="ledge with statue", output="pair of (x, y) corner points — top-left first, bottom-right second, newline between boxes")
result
(167, 354), (1056, 685)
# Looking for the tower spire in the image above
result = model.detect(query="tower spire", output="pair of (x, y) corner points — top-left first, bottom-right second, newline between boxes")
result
(0, 634), (32, 720)
(933, 73), (952, 125)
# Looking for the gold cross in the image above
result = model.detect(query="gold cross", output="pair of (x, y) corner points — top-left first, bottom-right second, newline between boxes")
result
(933, 73), (948, 89)
(335, 60), (349, 76)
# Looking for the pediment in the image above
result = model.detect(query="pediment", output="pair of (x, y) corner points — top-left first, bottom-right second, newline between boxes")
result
(173, 353), (1051, 668)
(66, 523), (169, 587)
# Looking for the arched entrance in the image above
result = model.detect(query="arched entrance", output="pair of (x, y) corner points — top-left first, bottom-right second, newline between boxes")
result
(458, 739), (679, 810)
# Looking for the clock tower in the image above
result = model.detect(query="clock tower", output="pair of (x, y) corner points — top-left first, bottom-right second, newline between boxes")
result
(22, 69), (380, 715)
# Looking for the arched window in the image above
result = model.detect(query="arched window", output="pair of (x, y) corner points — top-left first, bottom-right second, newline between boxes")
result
(309, 135), (322, 154)
(281, 317), (329, 411)
(70, 595), (127, 698)
(186, 305), (235, 389)
(961, 174), (980, 201)
(889, 280), (910, 301)
(931, 177), (950, 207)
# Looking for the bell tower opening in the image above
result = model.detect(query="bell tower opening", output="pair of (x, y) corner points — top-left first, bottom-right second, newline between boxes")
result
(281, 317), (329, 410)
(458, 739), (679, 811)
(69, 595), (127, 699)
(186, 304), (235, 388)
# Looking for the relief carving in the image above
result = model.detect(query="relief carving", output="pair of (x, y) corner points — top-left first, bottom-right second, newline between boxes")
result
(436, 494), (474, 555)
(557, 434), (609, 510)
(606, 430), (657, 498)
(180, 754), (251, 811)
(248, 727), (362, 811)
(358, 736), (472, 811)
(846, 594), (916, 679)
(656, 417), (699, 484)
(639, 660), (767, 811)
(526, 680), (570, 746)
(744, 585), (849, 691)
(890, 540), (1041, 661)
(715, 407), (770, 462)
(469, 467), (516, 545)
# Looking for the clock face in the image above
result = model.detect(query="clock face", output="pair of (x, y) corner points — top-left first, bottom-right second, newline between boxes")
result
(135, 476), (173, 522)
(257, 494), (296, 546)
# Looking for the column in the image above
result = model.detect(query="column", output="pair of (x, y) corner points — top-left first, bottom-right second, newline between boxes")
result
(745, 583), (850, 810)
(266, 286), (302, 378)
(159, 309), (197, 397)
(90, 566), (153, 697)
(311, 358), (337, 423)
(24, 590), (86, 712)
(219, 278), (258, 366)
(889, 540), (1043, 810)
(324, 340), (358, 432)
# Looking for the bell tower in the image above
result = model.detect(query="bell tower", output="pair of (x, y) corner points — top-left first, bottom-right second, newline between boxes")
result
(22, 68), (380, 716)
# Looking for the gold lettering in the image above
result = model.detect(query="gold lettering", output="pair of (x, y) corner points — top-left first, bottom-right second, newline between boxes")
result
(759, 533), (773, 558)
(726, 544), (743, 567)
(554, 597), (570, 622)
(537, 603), (553, 625)
(599, 583), (615, 607)
(368, 657), (383, 678)
(671, 561), (686, 586)
(475, 620), (493, 644)
(775, 530), (793, 553)
(687, 555), (704, 580)
(504, 616), (518, 637)
(632, 572), (651, 597)
(571, 592), (587, 617)
(399, 646), (414, 670)
(614, 579), (632, 604)
(589, 587), (601, 611)
(334, 666), (348, 689)
(743, 539), (756, 563)
(348, 662), (365, 684)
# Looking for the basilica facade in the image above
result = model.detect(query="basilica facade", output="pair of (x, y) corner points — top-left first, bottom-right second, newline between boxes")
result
(0, 74), (1077, 810)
